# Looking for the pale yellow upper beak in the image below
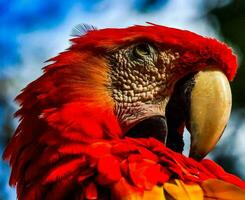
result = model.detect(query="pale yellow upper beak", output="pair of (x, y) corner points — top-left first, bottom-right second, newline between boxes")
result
(188, 67), (232, 160)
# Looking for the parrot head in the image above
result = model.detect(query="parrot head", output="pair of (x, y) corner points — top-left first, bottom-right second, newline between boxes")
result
(3, 23), (242, 200)
(42, 23), (235, 159)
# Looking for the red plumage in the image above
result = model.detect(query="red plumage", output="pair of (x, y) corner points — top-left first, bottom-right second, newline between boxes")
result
(2, 24), (243, 199)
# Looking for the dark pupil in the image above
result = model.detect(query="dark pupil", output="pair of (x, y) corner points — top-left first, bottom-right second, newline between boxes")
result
(135, 43), (151, 56)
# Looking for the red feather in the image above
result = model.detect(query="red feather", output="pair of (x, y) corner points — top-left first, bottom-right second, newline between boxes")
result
(43, 158), (87, 184)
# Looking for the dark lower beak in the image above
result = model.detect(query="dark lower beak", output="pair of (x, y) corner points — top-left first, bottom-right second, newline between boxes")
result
(125, 116), (168, 144)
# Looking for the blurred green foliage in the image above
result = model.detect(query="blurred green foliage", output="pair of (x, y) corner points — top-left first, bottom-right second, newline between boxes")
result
(209, 0), (245, 108)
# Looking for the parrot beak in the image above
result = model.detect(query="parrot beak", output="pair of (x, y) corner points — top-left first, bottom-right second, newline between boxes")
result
(187, 67), (232, 160)
(125, 66), (232, 161)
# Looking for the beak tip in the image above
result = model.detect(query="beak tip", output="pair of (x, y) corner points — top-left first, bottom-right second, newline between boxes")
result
(189, 149), (206, 161)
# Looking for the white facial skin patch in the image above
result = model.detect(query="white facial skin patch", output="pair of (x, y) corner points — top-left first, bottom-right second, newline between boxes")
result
(108, 42), (179, 130)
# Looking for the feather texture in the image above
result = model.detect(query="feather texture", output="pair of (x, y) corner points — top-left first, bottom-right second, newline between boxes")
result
(71, 23), (97, 37)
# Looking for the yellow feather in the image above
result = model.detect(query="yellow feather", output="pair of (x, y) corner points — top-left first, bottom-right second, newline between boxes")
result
(164, 179), (203, 200)
(201, 179), (245, 200)
(111, 178), (245, 200)
(143, 185), (166, 200)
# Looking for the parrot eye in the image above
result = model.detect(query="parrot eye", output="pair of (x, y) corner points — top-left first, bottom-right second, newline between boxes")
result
(132, 43), (154, 59)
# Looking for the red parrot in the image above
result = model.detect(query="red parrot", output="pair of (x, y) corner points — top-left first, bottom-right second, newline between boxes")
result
(2, 23), (245, 200)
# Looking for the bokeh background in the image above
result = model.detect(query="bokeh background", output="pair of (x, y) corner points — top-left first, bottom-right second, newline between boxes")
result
(1, 0), (245, 199)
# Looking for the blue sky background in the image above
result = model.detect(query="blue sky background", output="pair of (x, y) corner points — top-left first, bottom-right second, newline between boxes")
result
(1, 0), (244, 199)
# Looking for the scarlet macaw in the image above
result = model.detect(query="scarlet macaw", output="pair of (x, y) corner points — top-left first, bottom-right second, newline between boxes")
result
(3, 23), (245, 200)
